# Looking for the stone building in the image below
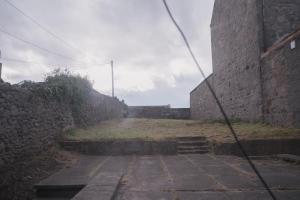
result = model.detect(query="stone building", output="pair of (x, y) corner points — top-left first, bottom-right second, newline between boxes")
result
(190, 0), (300, 127)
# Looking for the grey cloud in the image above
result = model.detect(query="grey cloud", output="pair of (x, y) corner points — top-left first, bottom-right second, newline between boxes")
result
(0, 0), (214, 107)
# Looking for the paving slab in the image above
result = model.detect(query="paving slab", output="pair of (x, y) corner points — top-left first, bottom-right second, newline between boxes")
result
(36, 155), (109, 188)
(115, 190), (173, 200)
(114, 154), (300, 199)
(71, 176), (122, 200)
(162, 155), (220, 191)
(177, 191), (230, 200)
(36, 154), (300, 199)
(121, 156), (172, 191)
(34, 198), (70, 200)
(71, 156), (132, 200)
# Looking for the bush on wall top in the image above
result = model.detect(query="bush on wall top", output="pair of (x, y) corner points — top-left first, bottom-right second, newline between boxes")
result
(18, 68), (93, 109)
(44, 68), (93, 105)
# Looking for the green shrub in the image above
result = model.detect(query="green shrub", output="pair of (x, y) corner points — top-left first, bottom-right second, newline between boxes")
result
(18, 68), (98, 127)
(44, 68), (93, 104)
(44, 69), (94, 126)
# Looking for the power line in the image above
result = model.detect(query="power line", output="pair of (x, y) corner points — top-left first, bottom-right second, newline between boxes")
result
(0, 27), (109, 66)
(161, 0), (276, 199)
(2, 57), (54, 66)
(0, 27), (78, 61)
(2, 0), (82, 54)
(2, 0), (106, 65)
(0, 57), (110, 68)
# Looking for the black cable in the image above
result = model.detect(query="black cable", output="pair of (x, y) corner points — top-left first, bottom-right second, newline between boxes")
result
(161, 0), (276, 199)
(0, 28), (110, 66)
(2, 0), (107, 65)
(2, 0), (82, 54)
(0, 57), (110, 68)
(1, 57), (55, 66)
(0, 27), (78, 61)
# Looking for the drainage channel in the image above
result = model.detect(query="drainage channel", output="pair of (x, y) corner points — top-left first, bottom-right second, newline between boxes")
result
(34, 174), (124, 200)
(34, 184), (85, 200)
(33, 156), (133, 200)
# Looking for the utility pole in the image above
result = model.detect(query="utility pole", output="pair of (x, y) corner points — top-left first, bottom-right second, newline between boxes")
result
(111, 60), (114, 97)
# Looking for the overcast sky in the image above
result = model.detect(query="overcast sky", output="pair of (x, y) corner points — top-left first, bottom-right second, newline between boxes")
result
(0, 0), (215, 107)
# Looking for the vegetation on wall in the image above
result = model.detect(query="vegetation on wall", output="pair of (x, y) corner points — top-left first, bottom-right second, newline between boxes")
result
(45, 69), (94, 126)
(19, 68), (95, 127)
(16, 68), (124, 127)
(19, 68), (93, 103)
(44, 68), (93, 103)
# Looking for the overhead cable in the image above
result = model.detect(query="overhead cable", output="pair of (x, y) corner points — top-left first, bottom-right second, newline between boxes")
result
(161, 0), (276, 199)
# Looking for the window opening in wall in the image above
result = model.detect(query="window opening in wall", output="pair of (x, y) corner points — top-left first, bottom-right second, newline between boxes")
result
(290, 40), (296, 49)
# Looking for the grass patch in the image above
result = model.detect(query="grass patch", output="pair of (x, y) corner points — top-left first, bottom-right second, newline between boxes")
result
(63, 118), (300, 142)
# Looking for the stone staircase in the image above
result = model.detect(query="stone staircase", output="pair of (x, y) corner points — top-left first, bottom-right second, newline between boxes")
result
(176, 136), (209, 154)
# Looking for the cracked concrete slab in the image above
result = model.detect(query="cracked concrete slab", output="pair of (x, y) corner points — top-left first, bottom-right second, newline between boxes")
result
(115, 155), (300, 200)
(36, 154), (300, 199)
(36, 156), (109, 188)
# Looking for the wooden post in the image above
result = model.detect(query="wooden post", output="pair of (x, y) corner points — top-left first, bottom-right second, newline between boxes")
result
(0, 50), (2, 80)
(111, 60), (114, 97)
(0, 63), (2, 80)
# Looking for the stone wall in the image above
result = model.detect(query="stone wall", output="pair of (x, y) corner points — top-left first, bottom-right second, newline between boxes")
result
(211, 139), (300, 156)
(190, 75), (220, 120)
(61, 140), (177, 155)
(190, 0), (300, 127)
(0, 83), (74, 170)
(259, 0), (300, 127)
(0, 81), (125, 187)
(263, 0), (300, 49)
(73, 90), (125, 126)
(191, 0), (264, 122)
(169, 108), (190, 119)
(261, 37), (300, 127)
(128, 105), (190, 119)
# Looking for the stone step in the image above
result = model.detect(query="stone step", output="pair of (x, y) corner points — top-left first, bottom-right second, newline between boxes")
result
(178, 149), (209, 154)
(276, 154), (300, 164)
(71, 173), (123, 200)
(34, 198), (70, 200)
(177, 140), (208, 145)
(34, 156), (108, 199)
(178, 145), (209, 151)
(176, 136), (207, 141)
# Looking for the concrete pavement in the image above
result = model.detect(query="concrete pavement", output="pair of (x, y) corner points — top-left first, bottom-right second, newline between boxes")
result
(36, 154), (300, 199)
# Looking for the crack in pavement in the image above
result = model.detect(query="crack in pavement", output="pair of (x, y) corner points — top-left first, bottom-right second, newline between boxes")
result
(114, 155), (136, 200)
(159, 155), (179, 200)
(182, 155), (229, 191)
(88, 156), (111, 178)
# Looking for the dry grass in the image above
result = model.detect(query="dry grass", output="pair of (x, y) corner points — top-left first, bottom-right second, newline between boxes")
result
(63, 118), (300, 142)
